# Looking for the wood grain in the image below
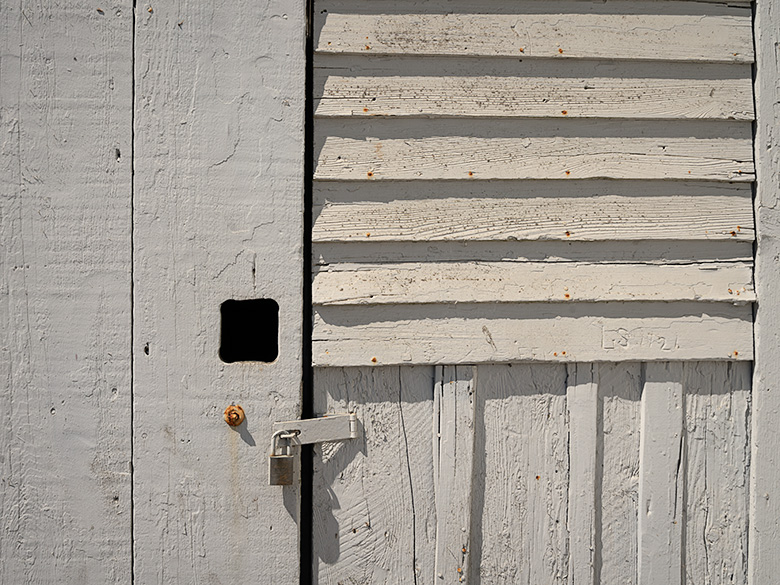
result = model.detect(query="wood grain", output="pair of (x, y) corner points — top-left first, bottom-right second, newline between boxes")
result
(315, 60), (754, 120)
(750, 0), (780, 578)
(315, 0), (753, 63)
(434, 366), (476, 583)
(313, 262), (754, 305)
(567, 363), (600, 585)
(472, 364), (569, 584)
(684, 362), (750, 585)
(132, 0), (305, 582)
(638, 362), (684, 585)
(599, 362), (643, 585)
(313, 182), (753, 243)
(314, 119), (754, 182)
(313, 303), (753, 366)
(312, 366), (438, 584)
(0, 2), (132, 583)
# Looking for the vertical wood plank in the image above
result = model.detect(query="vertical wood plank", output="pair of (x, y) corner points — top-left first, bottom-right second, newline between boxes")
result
(638, 362), (684, 585)
(567, 363), (600, 585)
(0, 1), (132, 583)
(312, 366), (437, 585)
(599, 363), (643, 585)
(472, 364), (569, 585)
(684, 362), (750, 585)
(750, 0), (780, 580)
(133, 0), (305, 582)
(434, 366), (476, 583)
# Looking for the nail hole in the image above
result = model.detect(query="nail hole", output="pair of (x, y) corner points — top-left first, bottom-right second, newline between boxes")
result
(219, 298), (279, 363)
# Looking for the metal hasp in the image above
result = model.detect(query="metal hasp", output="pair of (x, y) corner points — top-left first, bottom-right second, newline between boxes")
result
(268, 413), (358, 485)
(272, 413), (358, 445)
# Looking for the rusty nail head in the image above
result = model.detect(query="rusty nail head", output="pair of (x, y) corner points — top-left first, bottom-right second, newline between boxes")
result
(224, 405), (245, 426)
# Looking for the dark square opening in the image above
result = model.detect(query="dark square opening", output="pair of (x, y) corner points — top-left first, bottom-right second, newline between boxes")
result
(219, 298), (279, 363)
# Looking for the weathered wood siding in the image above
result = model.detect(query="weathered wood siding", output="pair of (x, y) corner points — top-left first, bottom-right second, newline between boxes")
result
(314, 362), (751, 584)
(311, 0), (755, 366)
(1, 2), (133, 583)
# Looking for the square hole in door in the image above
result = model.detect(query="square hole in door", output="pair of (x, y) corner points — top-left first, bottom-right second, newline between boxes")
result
(219, 298), (279, 363)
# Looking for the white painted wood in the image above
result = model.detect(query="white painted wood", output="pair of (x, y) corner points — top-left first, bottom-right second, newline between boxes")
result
(313, 262), (754, 305)
(684, 362), (750, 585)
(473, 364), (569, 584)
(315, 61), (754, 120)
(312, 366), (438, 584)
(315, 0), (753, 63)
(638, 362), (684, 585)
(567, 363), (599, 585)
(313, 303), (752, 366)
(314, 120), (754, 181)
(0, 2), (132, 583)
(132, 0), (305, 582)
(599, 362), (642, 585)
(750, 0), (780, 580)
(434, 366), (476, 583)
(314, 182), (753, 243)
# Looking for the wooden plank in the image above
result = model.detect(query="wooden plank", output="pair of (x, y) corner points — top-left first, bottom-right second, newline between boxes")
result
(314, 120), (754, 181)
(314, 240), (755, 266)
(313, 181), (753, 242)
(315, 0), (753, 63)
(132, 0), (305, 582)
(749, 0), (780, 579)
(0, 2), (132, 583)
(684, 362), (750, 585)
(313, 262), (754, 305)
(313, 302), (753, 366)
(434, 366), (476, 583)
(472, 364), (569, 584)
(638, 362), (684, 585)
(599, 363), (643, 585)
(312, 366), (438, 583)
(314, 61), (754, 120)
(567, 364), (600, 585)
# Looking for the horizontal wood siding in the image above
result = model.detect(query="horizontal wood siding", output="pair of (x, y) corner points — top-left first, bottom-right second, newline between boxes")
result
(312, 0), (755, 365)
(313, 362), (751, 584)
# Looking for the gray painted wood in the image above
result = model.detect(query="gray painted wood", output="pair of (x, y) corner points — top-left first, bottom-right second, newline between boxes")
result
(0, 2), (133, 583)
(750, 0), (780, 579)
(132, 0), (305, 582)
(313, 363), (751, 585)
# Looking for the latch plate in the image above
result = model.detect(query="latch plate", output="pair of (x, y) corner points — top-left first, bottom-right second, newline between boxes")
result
(272, 413), (358, 445)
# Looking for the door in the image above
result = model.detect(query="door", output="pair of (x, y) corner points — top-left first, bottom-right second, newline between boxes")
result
(308, 0), (774, 583)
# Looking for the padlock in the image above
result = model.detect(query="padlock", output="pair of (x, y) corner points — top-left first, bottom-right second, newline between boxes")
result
(268, 431), (294, 486)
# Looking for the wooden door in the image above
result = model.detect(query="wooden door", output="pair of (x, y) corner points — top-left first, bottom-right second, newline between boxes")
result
(308, 0), (780, 583)
(131, 0), (307, 582)
(2, 0), (307, 583)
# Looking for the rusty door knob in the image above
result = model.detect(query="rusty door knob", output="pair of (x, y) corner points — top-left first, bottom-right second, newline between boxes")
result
(224, 405), (245, 426)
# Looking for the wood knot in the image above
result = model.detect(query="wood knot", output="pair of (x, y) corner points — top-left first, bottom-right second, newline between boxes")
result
(224, 405), (245, 427)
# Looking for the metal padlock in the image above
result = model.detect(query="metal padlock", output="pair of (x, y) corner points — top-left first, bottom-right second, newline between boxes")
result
(268, 431), (294, 486)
